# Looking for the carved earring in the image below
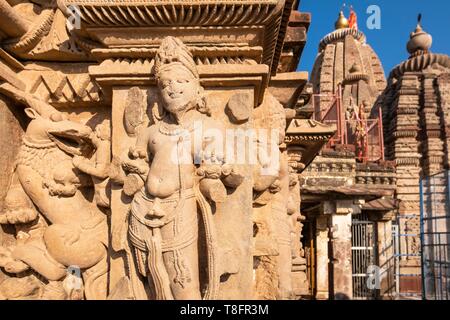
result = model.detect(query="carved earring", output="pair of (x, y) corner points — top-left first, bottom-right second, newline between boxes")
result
(197, 96), (209, 115)
(196, 88), (210, 115)
(152, 102), (166, 123)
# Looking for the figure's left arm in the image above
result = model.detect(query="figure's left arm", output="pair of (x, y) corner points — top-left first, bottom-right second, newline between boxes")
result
(196, 119), (245, 202)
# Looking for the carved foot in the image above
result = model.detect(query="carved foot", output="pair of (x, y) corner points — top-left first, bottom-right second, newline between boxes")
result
(0, 246), (30, 273)
(4, 260), (29, 274)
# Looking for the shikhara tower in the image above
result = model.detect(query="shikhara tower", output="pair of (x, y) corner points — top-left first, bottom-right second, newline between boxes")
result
(381, 16), (450, 297)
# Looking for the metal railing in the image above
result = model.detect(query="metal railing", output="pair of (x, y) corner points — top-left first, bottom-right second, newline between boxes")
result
(311, 87), (385, 163)
(420, 171), (450, 300)
(392, 222), (423, 299)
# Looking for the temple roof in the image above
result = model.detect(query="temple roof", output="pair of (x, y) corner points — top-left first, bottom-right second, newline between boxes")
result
(310, 26), (386, 97)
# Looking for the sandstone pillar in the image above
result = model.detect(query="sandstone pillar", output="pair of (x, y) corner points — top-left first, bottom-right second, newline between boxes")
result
(377, 216), (395, 299)
(315, 215), (329, 300)
(329, 200), (353, 300)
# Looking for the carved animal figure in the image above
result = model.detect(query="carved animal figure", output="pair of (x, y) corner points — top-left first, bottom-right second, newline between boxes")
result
(0, 85), (109, 299)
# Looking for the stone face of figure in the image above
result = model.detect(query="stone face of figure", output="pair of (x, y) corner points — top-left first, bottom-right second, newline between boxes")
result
(157, 64), (201, 119)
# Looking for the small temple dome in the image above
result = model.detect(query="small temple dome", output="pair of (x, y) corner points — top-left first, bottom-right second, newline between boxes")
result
(389, 15), (450, 79)
(335, 11), (349, 30)
(407, 15), (433, 56)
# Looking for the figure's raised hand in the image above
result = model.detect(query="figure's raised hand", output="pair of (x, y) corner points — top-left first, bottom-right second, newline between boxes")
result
(221, 164), (245, 188)
(129, 146), (147, 160)
(122, 159), (148, 176)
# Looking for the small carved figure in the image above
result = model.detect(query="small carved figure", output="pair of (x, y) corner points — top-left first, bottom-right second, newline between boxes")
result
(354, 101), (368, 162)
(73, 120), (111, 208)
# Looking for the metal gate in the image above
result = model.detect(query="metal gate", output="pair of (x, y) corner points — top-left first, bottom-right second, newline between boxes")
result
(420, 172), (450, 300)
(352, 214), (377, 299)
(392, 218), (422, 299)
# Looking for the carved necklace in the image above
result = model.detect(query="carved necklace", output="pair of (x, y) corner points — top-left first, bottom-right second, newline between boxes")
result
(158, 119), (196, 137)
(158, 121), (185, 136)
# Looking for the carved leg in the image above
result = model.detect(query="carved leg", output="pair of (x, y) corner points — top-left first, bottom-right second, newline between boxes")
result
(128, 194), (201, 300)
(161, 198), (201, 300)
(162, 241), (201, 300)
(11, 242), (67, 280)
(44, 224), (106, 269)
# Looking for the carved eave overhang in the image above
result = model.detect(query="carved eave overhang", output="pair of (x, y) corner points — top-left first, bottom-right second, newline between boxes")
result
(301, 185), (393, 203)
(268, 71), (308, 109)
(362, 198), (397, 212)
(276, 9), (310, 73)
(389, 53), (450, 80)
(59, 0), (295, 105)
(285, 118), (336, 172)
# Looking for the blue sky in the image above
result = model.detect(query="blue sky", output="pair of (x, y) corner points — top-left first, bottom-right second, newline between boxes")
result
(297, 0), (450, 77)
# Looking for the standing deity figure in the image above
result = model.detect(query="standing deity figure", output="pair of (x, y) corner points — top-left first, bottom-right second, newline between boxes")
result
(122, 37), (242, 300)
(354, 101), (369, 162)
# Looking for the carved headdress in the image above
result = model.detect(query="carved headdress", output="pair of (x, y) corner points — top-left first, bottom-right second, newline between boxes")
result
(154, 37), (199, 80)
(153, 36), (209, 116)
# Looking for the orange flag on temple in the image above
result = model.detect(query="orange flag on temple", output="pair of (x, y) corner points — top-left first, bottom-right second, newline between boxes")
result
(348, 8), (358, 30)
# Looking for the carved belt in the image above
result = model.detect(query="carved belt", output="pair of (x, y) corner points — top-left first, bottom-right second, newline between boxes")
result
(128, 211), (198, 253)
(128, 188), (197, 251)
(128, 188), (198, 299)
(130, 188), (195, 228)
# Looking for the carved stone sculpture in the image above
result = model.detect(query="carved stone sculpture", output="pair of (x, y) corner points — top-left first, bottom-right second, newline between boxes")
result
(0, 0), (326, 301)
(252, 91), (301, 300)
(0, 84), (109, 300)
(121, 37), (243, 300)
